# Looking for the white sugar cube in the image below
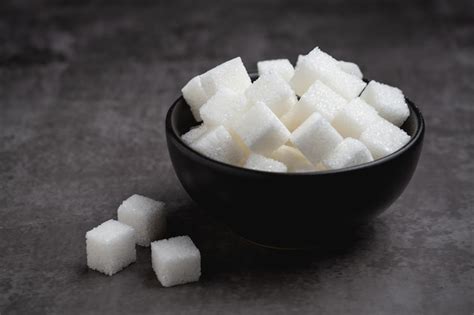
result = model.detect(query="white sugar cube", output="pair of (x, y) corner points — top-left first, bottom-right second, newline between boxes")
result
(307, 47), (339, 65)
(270, 145), (314, 172)
(360, 119), (411, 159)
(289, 55), (318, 96)
(322, 138), (373, 170)
(290, 52), (366, 99)
(338, 60), (363, 79)
(296, 54), (304, 64)
(315, 64), (366, 100)
(234, 102), (290, 155)
(280, 111), (296, 133)
(360, 80), (409, 126)
(282, 80), (347, 131)
(181, 76), (208, 122)
(191, 125), (246, 165)
(244, 153), (287, 172)
(315, 162), (327, 171)
(151, 236), (201, 287)
(117, 194), (166, 247)
(290, 112), (343, 165)
(257, 59), (295, 82)
(245, 73), (297, 117)
(332, 98), (381, 138)
(200, 57), (251, 97)
(199, 88), (250, 130)
(181, 124), (208, 145)
(86, 219), (136, 276)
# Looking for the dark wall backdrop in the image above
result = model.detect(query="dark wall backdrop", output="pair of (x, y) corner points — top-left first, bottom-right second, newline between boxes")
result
(1, 0), (473, 314)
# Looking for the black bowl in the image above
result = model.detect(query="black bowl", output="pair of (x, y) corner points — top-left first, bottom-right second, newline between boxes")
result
(165, 75), (425, 249)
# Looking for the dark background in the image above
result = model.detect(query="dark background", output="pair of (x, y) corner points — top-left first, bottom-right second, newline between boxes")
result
(1, 0), (473, 314)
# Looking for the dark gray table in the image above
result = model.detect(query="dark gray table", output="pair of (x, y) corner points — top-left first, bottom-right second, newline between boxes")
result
(1, 0), (473, 314)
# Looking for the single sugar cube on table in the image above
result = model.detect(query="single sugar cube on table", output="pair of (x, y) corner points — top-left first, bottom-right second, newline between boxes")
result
(245, 73), (297, 117)
(200, 57), (251, 97)
(191, 125), (246, 166)
(181, 124), (208, 145)
(257, 59), (295, 82)
(290, 112), (343, 165)
(270, 145), (314, 172)
(360, 80), (410, 127)
(359, 119), (411, 159)
(338, 60), (363, 79)
(199, 88), (250, 130)
(151, 235), (201, 287)
(282, 80), (347, 131)
(243, 153), (287, 173)
(117, 194), (166, 247)
(322, 138), (373, 170)
(332, 98), (381, 138)
(86, 219), (136, 276)
(181, 76), (208, 122)
(234, 101), (290, 155)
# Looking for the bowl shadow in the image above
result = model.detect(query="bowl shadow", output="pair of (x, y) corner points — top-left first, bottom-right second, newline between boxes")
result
(165, 202), (378, 276)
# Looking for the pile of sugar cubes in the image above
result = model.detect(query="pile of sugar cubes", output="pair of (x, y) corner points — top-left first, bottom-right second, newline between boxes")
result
(181, 47), (411, 172)
(86, 194), (201, 287)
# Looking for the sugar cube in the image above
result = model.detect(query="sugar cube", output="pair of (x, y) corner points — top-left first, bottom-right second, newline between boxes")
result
(322, 138), (373, 170)
(280, 111), (297, 133)
(290, 112), (343, 165)
(282, 80), (347, 131)
(338, 60), (363, 79)
(332, 98), (381, 138)
(270, 145), (314, 172)
(191, 125), (246, 165)
(181, 124), (208, 145)
(86, 219), (136, 276)
(359, 119), (411, 159)
(360, 80), (409, 126)
(289, 55), (319, 96)
(200, 57), (251, 97)
(234, 101), (291, 155)
(117, 194), (166, 247)
(199, 88), (250, 130)
(257, 59), (295, 82)
(243, 153), (287, 172)
(307, 47), (339, 66)
(245, 73), (297, 117)
(296, 54), (304, 64)
(181, 76), (208, 122)
(314, 162), (327, 171)
(315, 64), (366, 100)
(290, 48), (366, 99)
(151, 236), (201, 287)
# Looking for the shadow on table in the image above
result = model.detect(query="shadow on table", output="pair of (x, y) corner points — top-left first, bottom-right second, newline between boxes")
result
(164, 202), (380, 276)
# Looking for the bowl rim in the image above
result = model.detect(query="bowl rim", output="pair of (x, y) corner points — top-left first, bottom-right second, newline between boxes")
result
(166, 85), (425, 176)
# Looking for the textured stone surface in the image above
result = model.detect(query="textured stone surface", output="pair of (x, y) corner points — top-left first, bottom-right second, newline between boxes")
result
(0, 0), (473, 314)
